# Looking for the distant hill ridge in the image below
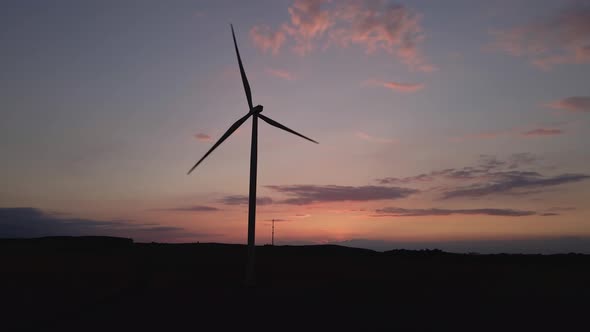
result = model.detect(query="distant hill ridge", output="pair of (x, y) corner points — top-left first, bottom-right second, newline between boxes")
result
(0, 236), (586, 256)
(0, 236), (134, 249)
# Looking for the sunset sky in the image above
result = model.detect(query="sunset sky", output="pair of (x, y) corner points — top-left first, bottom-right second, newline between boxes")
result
(1, 0), (590, 253)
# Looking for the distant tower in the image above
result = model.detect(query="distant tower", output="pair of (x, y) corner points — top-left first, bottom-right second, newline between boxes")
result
(271, 219), (275, 246)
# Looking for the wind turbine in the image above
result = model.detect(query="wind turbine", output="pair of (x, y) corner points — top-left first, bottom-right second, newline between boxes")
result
(187, 25), (318, 285)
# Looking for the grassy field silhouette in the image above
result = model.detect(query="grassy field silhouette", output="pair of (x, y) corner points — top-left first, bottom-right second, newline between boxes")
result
(2, 236), (588, 331)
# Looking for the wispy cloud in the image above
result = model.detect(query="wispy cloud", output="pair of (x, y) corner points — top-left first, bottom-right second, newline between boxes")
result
(442, 173), (589, 199)
(250, 0), (433, 71)
(540, 213), (560, 217)
(250, 25), (287, 55)
(378, 173), (436, 185)
(489, 4), (590, 69)
(507, 153), (539, 168)
(362, 79), (424, 93)
(219, 195), (274, 206)
(160, 205), (220, 212)
(194, 133), (212, 142)
(266, 184), (418, 205)
(451, 123), (568, 142)
(378, 154), (536, 185)
(265, 68), (296, 80)
(283, 0), (332, 55)
(546, 96), (590, 113)
(373, 207), (537, 217)
(377, 153), (589, 199)
(329, 1), (434, 71)
(546, 206), (576, 212)
(522, 128), (563, 137)
(355, 131), (397, 144)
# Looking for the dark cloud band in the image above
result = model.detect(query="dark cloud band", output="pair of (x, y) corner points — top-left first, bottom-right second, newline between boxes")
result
(266, 185), (418, 205)
(374, 207), (537, 217)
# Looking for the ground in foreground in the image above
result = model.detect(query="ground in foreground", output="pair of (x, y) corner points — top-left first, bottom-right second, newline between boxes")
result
(1, 236), (588, 331)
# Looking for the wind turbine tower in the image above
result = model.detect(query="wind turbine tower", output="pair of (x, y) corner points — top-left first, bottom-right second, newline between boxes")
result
(187, 25), (318, 285)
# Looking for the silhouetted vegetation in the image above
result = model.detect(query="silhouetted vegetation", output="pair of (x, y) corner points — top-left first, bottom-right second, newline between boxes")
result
(1, 237), (588, 331)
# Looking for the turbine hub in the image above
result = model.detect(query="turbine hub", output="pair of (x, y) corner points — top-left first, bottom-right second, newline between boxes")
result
(252, 105), (263, 113)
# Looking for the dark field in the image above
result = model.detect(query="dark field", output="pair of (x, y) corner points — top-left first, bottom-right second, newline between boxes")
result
(2, 236), (589, 331)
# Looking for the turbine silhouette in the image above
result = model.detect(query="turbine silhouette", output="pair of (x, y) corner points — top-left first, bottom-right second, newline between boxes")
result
(188, 25), (318, 285)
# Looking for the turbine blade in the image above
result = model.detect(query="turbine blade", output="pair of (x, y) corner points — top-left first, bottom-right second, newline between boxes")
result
(187, 113), (252, 174)
(231, 24), (253, 110)
(258, 114), (318, 144)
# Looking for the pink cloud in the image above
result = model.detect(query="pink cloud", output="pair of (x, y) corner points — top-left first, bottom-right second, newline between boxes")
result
(250, 25), (286, 55)
(545, 96), (590, 113)
(362, 79), (424, 93)
(194, 133), (212, 142)
(266, 68), (296, 80)
(382, 81), (424, 93)
(250, 0), (433, 71)
(284, 0), (332, 55)
(355, 131), (397, 144)
(522, 128), (563, 137)
(330, 1), (434, 71)
(489, 5), (590, 69)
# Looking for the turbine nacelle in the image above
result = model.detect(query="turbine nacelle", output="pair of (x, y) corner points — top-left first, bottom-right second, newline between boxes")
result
(251, 105), (263, 114)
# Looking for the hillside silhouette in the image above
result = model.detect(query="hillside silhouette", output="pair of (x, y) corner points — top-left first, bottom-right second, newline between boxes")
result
(1, 236), (588, 331)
